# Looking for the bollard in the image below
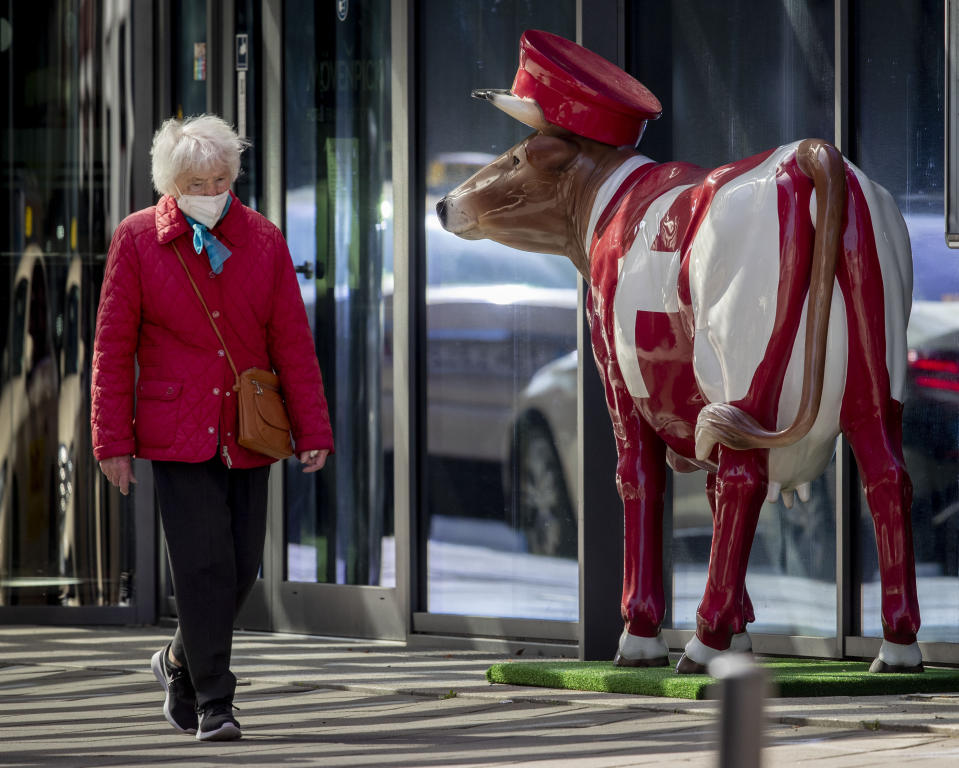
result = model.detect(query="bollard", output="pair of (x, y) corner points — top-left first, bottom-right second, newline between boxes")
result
(709, 653), (766, 768)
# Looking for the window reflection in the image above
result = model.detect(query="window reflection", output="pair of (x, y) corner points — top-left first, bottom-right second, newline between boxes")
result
(282, 0), (393, 586)
(852, 0), (959, 643)
(172, 0), (206, 119)
(421, 1), (579, 621)
(234, 0), (260, 210)
(1, 1), (133, 607)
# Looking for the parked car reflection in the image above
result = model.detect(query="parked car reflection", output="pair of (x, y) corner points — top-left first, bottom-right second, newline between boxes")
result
(502, 350), (578, 557)
(56, 254), (128, 606)
(0, 245), (128, 606)
(0, 246), (61, 604)
(421, 218), (578, 461)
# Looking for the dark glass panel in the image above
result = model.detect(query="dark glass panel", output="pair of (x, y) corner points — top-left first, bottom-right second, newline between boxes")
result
(852, 0), (959, 643)
(282, 0), (393, 586)
(1, 0), (133, 606)
(420, 0), (579, 621)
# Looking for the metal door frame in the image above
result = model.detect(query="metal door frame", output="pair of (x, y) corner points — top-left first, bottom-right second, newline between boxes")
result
(234, 0), (404, 640)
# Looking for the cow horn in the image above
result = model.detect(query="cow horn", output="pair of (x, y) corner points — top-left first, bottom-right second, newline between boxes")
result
(472, 89), (550, 131)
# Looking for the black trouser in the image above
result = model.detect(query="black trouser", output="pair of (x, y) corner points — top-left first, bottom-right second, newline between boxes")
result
(152, 457), (269, 709)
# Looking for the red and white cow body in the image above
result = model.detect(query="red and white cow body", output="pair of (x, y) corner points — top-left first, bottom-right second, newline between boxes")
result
(438, 128), (923, 674)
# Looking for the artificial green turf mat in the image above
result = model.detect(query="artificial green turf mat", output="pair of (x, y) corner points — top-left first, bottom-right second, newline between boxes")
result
(486, 658), (959, 700)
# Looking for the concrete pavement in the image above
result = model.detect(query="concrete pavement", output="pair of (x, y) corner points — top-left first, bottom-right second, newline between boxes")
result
(1, 625), (959, 766)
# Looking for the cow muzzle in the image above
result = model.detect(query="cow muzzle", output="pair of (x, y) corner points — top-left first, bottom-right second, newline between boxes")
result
(435, 196), (478, 237)
(435, 197), (451, 228)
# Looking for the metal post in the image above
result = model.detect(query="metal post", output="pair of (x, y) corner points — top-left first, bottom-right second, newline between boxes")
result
(710, 654), (766, 768)
(577, 0), (628, 664)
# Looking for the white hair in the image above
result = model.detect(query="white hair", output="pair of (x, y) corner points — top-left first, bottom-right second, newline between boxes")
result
(150, 114), (249, 196)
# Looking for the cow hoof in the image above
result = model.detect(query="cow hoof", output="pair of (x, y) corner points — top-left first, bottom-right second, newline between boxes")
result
(614, 628), (670, 667)
(675, 653), (708, 674)
(869, 639), (923, 673)
(869, 658), (924, 674)
(614, 652), (669, 668)
(680, 633), (725, 673)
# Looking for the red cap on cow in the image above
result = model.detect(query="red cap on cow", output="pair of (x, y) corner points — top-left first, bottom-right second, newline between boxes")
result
(503, 30), (662, 147)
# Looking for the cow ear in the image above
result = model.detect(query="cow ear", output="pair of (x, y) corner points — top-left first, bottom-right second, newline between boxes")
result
(525, 134), (579, 172)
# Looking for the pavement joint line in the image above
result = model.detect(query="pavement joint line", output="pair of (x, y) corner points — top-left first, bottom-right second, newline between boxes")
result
(10, 656), (959, 741)
(773, 714), (959, 737)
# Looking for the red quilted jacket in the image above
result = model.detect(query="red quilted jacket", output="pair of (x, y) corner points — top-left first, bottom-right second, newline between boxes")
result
(91, 192), (334, 469)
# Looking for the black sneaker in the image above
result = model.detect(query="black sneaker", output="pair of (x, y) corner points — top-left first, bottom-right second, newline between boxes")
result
(150, 645), (198, 733)
(196, 699), (241, 741)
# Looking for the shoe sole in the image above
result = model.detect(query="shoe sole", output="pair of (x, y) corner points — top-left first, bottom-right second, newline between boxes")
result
(151, 649), (197, 734)
(197, 722), (242, 741)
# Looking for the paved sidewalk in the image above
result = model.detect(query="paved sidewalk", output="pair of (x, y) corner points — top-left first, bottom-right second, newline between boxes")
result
(1, 625), (959, 766)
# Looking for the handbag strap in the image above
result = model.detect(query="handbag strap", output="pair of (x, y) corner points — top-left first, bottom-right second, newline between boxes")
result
(172, 241), (241, 391)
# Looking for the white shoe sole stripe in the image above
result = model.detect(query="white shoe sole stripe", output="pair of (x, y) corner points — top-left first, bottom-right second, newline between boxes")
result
(151, 649), (197, 734)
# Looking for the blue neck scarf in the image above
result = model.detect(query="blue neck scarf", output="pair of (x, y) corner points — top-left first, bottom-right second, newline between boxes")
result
(183, 195), (233, 274)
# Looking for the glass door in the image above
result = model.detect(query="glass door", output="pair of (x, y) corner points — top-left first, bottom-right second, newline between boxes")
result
(416, 1), (579, 637)
(256, 0), (399, 638)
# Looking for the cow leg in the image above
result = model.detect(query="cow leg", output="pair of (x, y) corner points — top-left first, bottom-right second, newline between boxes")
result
(614, 414), (670, 667)
(706, 472), (754, 653)
(844, 398), (922, 672)
(833, 171), (921, 672)
(677, 447), (767, 673)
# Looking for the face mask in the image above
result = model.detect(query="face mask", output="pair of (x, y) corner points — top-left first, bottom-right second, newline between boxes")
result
(176, 189), (230, 229)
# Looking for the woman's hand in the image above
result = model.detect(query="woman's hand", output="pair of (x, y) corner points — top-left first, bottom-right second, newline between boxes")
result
(298, 449), (329, 473)
(99, 455), (137, 495)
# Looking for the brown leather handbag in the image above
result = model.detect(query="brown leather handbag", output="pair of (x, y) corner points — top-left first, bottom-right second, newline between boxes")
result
(173, 242), (294, 460)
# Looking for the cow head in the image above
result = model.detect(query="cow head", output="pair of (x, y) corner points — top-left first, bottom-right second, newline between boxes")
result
(436, 130), (627, 278)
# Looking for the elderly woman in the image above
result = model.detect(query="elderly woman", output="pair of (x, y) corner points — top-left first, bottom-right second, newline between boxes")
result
(91, 114), (333, 741)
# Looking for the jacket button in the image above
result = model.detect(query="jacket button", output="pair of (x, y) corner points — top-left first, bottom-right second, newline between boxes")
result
(226, 432), (232, 437)
(217, 349), (225, 357)
(213, 387), (221, 395)
(208, 271), (216, 279)
(211, 310), (220, 318)
(166, 386), (174, 394)
(225, 391), (231, 397)
(208, 426), (216, 434)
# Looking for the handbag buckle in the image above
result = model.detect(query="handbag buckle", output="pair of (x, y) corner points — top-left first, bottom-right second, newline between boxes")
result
(253, 380), (263, 396)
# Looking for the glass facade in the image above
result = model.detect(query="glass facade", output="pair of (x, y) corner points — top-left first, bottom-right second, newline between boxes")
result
(1, 0), (957, 661)
(419, 0), (579, 621)
(852, 0), (959, 643)
(0, 1), (134, 607)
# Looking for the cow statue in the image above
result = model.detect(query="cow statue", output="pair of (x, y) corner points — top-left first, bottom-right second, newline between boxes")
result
(437, 30), (923, 674)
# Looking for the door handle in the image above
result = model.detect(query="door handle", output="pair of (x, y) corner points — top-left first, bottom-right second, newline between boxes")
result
(294, 260), (315, 280)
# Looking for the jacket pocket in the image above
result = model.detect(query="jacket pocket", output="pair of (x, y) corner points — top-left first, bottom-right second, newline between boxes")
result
(134, 379), (182, 448)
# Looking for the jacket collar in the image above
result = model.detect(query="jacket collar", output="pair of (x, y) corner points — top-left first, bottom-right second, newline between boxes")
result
(155, 191), (249, 247)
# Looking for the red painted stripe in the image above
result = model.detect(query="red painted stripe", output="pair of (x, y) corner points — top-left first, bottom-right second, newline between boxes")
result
(592, 162), (658, 240)
(836, 169), (892, 430)
(733, 155), (815, 428)
(633, 309), (703, 455)
(649, 186), (697, 252)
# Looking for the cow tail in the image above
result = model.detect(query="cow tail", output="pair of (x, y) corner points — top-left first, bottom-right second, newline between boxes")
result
(694, 139), (847, 462)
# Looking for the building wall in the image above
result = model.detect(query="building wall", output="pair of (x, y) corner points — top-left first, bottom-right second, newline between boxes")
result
(1, 0), (957, 661)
